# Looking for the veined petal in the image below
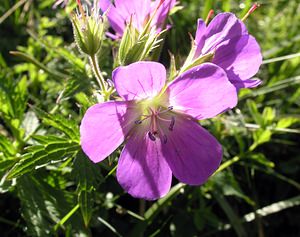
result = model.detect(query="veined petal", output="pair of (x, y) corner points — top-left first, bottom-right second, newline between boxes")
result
(117, 128), (172, 200)
(80, 101), (140, 163)
(152, 0), (176, 31)
(201, 13), (247, 55)
(213, 35), (262, 88)
(162, 116), (222, 185)
(166, 63), (237, 120)
(99, 1), (125, 36)
(194, 19), (206, 57)
(113, 61), (166, 101)
(114, 0), (152, 31)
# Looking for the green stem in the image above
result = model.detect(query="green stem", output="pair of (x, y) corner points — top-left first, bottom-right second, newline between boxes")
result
(89, 54), (107, 93)
(54, 204), (80, 231)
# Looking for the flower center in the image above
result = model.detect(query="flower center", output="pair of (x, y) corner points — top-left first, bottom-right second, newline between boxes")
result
(135, 105), (175, 144)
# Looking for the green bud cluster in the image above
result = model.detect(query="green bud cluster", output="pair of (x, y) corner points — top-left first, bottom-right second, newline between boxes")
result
(71, 5), (107, 56)
(117, 12), (166, 66)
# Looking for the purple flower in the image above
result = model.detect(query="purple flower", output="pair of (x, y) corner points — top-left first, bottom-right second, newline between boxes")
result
(80, 61), (238, 200)
(191, 13), (262, 89)
(99, 0), (176, 38)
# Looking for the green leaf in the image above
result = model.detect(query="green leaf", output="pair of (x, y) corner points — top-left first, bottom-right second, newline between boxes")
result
(262, 107), (275, 127)
(10, 51), (67, 80)
(276, 117), (300, 129)
(250, 129), (272, 151)
(34, 108), (80, 141)
(73, 152), (102, 227)
(18, 175), (88, 237)
(246, 100), (263, 126)
(5, 137), (79, 180)
(213, 190), (247, 237)
(212, 172), (255, 206)
(0, 134), (16, 158)
(129, 183), (186, 237)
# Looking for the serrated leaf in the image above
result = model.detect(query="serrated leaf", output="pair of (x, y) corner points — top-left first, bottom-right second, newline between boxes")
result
(6, 137), (79, 179)
(73, 152), (102, 227)
(0, 134), (16, 157)
(58, 75), (91, 102)
(78, 190), (93, 227)
(18, 175), (88, 237)
(34, 108), (80, 141)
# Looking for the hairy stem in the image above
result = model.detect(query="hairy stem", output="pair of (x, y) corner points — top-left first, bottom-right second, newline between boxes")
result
(89, 54), (107, 93)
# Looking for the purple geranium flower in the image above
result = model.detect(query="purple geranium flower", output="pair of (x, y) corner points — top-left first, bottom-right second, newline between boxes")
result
(99, 0), (176, 38)
(191, 13), (262, 89)
(80, 61), (238, 200)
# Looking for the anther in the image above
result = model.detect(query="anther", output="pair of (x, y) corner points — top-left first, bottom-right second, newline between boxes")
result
(169, 116), (175, 131)
(148, 131), (156, 141)
(162, 135), (168, 144)
(168, 106), (173, 110)
(135, 120), (142, 124)
(205, 9), (214, 25)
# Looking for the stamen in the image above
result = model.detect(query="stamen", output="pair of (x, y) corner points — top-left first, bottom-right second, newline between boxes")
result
(135, 114), (151, 125)
(162, 134), (168, 144)
(157, 105), (174, 115)
(148, 131), (156, 141)
(77, 0), (86, 22)
(205, 9), (214, 25)
(169, 116), (175, 131)
(135, 120), (142, 124)
(241, 3), (260, 21)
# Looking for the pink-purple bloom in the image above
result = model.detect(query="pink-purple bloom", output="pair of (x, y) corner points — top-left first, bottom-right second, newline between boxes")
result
(192, 13), (262, 89)
(80, 61), (238, 200)
(99, 0), (176, 38)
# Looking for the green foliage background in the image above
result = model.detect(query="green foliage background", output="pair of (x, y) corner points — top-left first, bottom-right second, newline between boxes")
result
(0, 0), (299, 236)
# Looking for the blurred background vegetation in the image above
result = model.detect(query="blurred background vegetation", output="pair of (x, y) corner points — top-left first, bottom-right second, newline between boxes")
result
(0, 0), (299, 236)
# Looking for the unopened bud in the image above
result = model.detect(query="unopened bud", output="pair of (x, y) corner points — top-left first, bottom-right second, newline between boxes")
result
(71, 0), (107, 56)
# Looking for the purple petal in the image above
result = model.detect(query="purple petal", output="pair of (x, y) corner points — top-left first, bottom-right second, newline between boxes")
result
(231, 78), (262, 89)
(200, 13), (247, 56)
(166, 63), (238, 120)
(213, 35), (262, 88)
(152, 0), (176, 31)
(117, 129), (172, 200)
(80, 101), (140, 163)
(99, 1), (126, 36)
(113, 61), (166, 101)
(98, 0), (110, 11)
(162, 116), (222, 185)
(194, 19), (206, 57)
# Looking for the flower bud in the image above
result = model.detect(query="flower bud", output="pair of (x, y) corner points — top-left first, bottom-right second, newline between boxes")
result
(71, 0), (107, 56)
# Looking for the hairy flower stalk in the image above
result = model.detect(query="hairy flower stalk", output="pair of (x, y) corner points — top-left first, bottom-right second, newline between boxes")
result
(71, 0), (109, 94)
(80, 61), (238, 200)
(180, 12), (262, 89)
